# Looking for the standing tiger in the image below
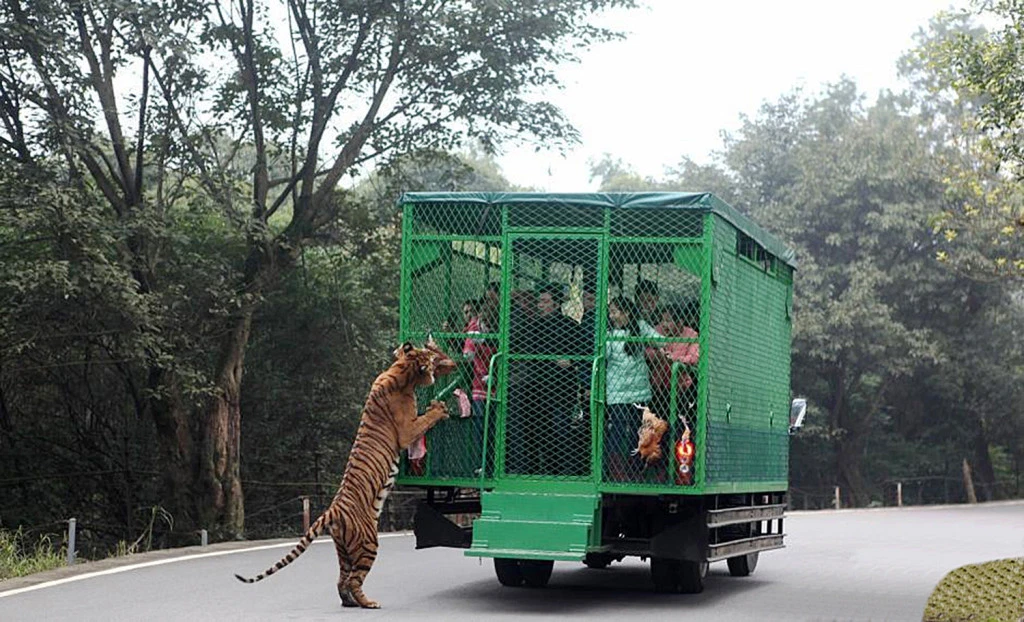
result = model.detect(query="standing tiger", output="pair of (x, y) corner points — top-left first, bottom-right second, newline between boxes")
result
(235, 339), (456, 608)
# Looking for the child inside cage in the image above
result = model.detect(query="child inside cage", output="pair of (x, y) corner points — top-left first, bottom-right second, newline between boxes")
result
(461, 298), (497, 464)
(603, 296), (659, 482)
(463, 300), (497, 418)
(648, 300), (700, 418)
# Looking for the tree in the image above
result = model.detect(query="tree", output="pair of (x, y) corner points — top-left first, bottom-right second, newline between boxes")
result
(240, 149), (515, 536)
(700, 84), (949, 505)
(916, 4), (1024, 278)
(0, 0), (637, 537)
(594, 79), (1024, 506)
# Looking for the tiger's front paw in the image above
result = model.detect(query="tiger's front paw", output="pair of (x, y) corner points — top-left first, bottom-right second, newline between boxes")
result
(428, 399), (449, 419)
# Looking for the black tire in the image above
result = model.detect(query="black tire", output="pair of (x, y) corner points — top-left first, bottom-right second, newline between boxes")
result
(678, 560), (707, 594)
(583, 553), (613, 569)
(520, 559), (554, 587)
(650, 557), (682, 593)
(727, 552), (759, 577)
(494, 558), (524, 587)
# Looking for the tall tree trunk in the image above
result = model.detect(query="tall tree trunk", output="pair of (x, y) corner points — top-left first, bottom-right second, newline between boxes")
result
(836, 439), (868, 507)
(198, 311), (252, 538)
(830, 360), (868, 507)
(148, 367), (197, 539)
(969, 408), (997, 501)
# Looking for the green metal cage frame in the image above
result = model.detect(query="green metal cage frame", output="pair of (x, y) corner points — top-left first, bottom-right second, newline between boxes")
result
(395, 192), (795, 497)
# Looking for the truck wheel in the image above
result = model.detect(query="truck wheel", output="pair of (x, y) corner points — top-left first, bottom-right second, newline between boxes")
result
(678, 560), (708, 594)
(520, 559), (554, 587)
(584, 553), (613, 569)
(494, 558), (524, 587)
(727, 552), (759, 577)
(650, 557), (682, 593)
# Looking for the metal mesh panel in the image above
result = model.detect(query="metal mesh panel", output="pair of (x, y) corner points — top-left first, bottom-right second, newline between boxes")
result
(507, 203), (603, 229)
(502, 236), (598, 479)
(398, 198), (793, 495)
(601, 240), (704, 487)
(611, 208), (703, 238)
(401, 203), (503, 482)
(412, 202), (502, 237)
(705, 216), (791, 486)
(407, 240), (500, 338)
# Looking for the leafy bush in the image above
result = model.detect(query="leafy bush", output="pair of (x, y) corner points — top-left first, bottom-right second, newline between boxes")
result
(0, 529), (64, 580)
(924, 558), (1024, 622)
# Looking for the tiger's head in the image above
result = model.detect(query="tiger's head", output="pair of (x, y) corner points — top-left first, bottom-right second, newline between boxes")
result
(393, 338), (456, 387)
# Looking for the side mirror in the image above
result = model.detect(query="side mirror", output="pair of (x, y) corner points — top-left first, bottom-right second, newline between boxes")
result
(789, 398), (807, 434)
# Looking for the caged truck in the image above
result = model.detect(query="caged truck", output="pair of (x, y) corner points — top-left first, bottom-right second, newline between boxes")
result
(394, 192), (805, 593)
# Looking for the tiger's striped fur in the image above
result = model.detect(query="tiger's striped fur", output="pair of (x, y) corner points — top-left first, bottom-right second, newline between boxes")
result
(234, 340), (455, 609)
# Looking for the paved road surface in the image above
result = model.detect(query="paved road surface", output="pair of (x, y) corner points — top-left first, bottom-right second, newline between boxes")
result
(2, 501), (1022, 621)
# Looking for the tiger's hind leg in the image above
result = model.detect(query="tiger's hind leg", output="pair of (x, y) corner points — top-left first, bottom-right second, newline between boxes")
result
(330, 520), (358, 607)
(344, 521), (381, 609)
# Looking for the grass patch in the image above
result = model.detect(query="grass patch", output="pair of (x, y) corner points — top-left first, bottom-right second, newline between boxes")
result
(0, 528), (65, 580)
(924, 558), (1024, 622)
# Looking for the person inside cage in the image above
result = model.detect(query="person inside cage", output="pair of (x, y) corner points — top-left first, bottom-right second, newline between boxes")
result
(580, 281), (598, 349)
(483, 281), (500, 313)
(578, 281), (599, 393)
(635, 279), (661, 326)
(461, 299), (479, 334)
(507, 283), (587, 475)
(571, 281), (599, 474)
(648, 300), (700, 421)
(462, 298), (497, 460)
(604, 296), (660, 482)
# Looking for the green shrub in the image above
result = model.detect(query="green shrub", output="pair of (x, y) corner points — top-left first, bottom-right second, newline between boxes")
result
(924, 558), (1024, 622)
(0, 529), (65, 580)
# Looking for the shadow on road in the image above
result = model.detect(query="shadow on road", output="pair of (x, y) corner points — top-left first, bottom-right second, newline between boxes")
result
(430, 563), (771, 615)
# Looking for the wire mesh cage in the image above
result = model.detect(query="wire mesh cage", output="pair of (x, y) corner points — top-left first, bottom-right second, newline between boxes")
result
(397, 193), (794, 495)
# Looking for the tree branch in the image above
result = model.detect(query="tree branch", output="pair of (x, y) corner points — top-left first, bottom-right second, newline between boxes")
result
(6, 0), (91, 193)
(72, 3), (134, 204)
(296, 5), (375, 204)
(238, 0), (269, 218)
(134, 46), (151, 200)
(147, 59), (231, 212)
(309, 12), (406, 213)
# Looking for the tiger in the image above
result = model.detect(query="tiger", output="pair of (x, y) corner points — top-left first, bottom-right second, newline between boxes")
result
(234, 338), (457, 609)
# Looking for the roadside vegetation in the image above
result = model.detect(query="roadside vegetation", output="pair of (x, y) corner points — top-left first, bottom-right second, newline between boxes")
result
(0, 529), (64, 581)
(0, 1), (1021, 561)
(924, 558), (1024, 622)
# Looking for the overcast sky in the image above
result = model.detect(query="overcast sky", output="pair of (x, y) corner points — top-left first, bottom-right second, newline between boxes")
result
(495, 0), (965, 191)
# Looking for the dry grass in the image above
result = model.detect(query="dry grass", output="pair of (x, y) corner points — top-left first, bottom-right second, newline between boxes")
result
(923, 558), (1024, 622)
(0, 529), (65, 580)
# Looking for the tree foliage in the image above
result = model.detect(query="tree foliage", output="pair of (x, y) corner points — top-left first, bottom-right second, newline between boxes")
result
(912, 7), (1024, 278)
(593, 79), (1024, 506)
(0, 0), (635, 540)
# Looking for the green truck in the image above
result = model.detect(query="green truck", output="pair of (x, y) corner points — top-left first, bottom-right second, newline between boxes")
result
(395, 192), (803, 593)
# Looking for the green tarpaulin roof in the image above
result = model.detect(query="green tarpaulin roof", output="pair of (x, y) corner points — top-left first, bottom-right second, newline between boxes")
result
(398, 191), (796, 268)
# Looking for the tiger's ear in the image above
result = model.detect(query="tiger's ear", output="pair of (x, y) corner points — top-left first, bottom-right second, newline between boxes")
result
(393, 341), (415, 359)
(423, 337), (457, 377)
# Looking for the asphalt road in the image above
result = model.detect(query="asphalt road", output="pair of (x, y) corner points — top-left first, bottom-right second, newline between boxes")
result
(2, 501), (1022, 621)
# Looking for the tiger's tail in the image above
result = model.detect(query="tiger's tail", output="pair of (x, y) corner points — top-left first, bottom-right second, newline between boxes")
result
(234, 510), (333, 584)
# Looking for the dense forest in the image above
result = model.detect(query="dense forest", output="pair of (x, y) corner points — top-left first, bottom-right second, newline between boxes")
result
(2, 2), (1023, 559)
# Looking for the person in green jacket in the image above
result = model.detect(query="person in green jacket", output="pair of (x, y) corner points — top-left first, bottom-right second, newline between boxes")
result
(604, 296), (659, 481)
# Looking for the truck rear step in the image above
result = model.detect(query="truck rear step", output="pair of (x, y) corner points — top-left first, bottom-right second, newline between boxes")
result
(465, 491), (599, 561)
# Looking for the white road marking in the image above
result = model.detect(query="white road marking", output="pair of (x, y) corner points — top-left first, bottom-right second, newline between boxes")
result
(0, 532), (413, 599)
(787, 499), (1024, 516)
(5, 501), (1019, 600)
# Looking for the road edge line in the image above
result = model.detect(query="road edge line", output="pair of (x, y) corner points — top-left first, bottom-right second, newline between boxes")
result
(0, 531), (412, 599)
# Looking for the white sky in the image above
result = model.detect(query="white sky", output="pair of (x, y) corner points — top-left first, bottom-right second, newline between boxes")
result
(495, 0), (965, 191)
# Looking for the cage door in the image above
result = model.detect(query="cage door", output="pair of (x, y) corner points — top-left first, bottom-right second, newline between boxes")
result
(499, 235), (601, 479)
